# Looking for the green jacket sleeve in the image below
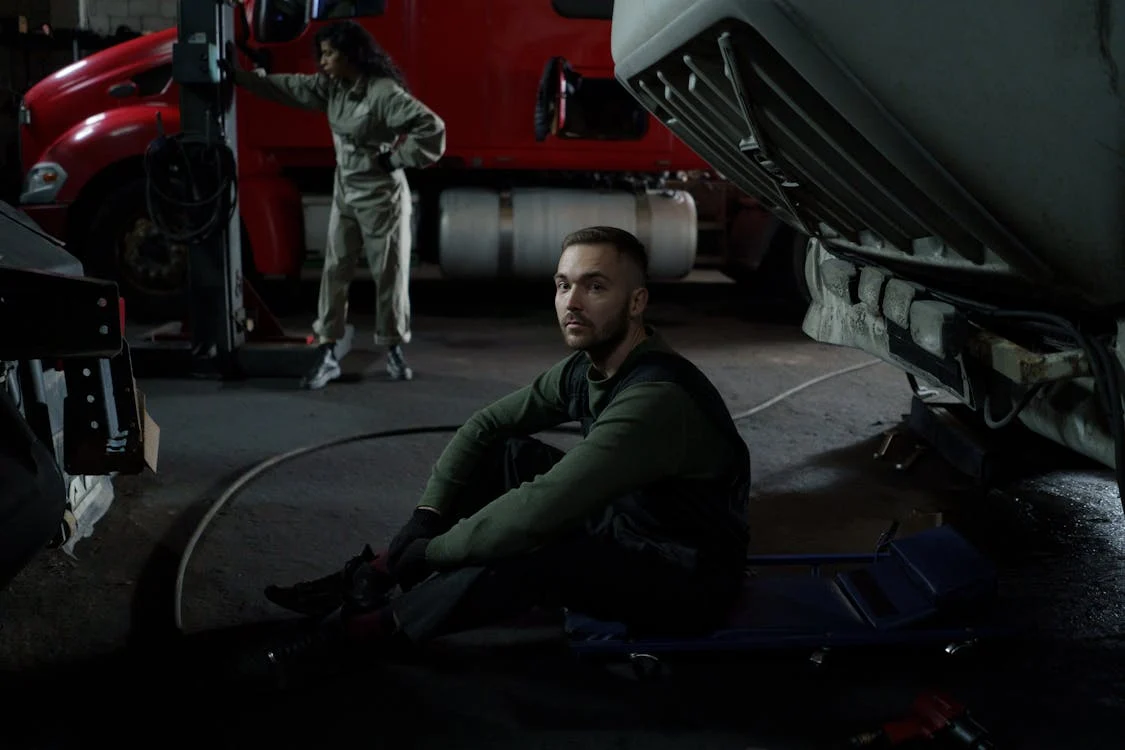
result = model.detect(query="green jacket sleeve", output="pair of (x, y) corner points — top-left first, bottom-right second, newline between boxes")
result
(417, 359), (572, 516)
(425, 382), (693, 568)
(233, 69), (330, 112)
(375, 82), (447, 170)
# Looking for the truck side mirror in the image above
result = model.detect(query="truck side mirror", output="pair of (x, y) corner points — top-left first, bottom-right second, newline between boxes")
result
(535, 58), (648, 142)
(555, 60), (572, 135)
(534, 57), (572, 141)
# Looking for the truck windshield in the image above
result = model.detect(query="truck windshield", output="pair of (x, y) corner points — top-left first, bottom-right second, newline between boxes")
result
(552, 0), (614, 20)
(255, 0), (388, 41)
(312, 0), (387, 19)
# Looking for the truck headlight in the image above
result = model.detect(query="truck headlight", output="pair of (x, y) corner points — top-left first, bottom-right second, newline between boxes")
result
(21, 162), (68, 205)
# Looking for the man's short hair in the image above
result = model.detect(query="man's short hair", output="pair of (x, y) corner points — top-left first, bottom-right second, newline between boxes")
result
(560, 226), (649, 282)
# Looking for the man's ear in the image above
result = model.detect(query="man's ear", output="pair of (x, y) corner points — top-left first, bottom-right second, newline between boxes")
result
(630, 286), (649, 318)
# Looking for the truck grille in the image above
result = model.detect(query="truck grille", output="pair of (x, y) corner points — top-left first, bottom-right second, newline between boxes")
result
(617, 17), (1050, 284)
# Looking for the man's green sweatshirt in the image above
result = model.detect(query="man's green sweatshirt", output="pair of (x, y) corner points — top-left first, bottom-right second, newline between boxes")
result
(423, 330), (746, 568)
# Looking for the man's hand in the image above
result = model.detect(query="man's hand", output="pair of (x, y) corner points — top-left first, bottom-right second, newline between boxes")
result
(387, 507), (447, 569)
(389, 538), (432, 591)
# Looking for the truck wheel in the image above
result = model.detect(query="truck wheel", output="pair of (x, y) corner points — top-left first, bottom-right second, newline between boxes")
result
(762, 227), (813, 308)
(791, 231), (813, 306)
(86, 177), (190, 322)
(729, 226), (813, 309)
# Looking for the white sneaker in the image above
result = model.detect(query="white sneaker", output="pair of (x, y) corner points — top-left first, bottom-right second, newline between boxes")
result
(300, 344), (342, 390)
(386, 345), (413, 381)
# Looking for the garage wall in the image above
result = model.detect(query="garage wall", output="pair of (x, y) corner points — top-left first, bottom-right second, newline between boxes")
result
(82, 0), (177, 35)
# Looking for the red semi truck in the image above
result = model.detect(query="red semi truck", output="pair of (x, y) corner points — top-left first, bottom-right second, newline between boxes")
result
(15, 0), (805, 318)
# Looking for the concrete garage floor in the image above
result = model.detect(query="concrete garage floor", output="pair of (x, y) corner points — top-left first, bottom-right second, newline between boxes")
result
(1, 279), (1124, 748)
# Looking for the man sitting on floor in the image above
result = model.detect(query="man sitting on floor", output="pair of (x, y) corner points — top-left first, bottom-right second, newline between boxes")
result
(262, 225), (752, 666)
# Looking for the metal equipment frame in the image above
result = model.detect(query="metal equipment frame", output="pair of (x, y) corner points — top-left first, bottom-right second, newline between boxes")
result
(1, 263), (147, 476)
(129, 0), (352, 380)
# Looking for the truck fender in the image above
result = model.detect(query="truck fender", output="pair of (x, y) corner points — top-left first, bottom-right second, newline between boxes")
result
(40, 104), (181, 203)
(42, 104), (302, 280)
(237, 174), (304, 278)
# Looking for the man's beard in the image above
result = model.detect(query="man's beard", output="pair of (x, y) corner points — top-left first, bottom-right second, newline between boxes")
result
(562, 304), (631, 358)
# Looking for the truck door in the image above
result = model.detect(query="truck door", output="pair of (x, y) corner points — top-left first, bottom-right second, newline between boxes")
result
(407, 0), (490, 153)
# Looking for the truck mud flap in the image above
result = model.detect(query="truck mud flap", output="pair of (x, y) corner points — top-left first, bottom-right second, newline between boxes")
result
(62, 340), (145, 476)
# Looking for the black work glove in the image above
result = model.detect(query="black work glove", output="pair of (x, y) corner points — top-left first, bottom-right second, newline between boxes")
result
(387, 507), (446, 568)
(390, 538), (432, 591)
(376, 151), (398, 173)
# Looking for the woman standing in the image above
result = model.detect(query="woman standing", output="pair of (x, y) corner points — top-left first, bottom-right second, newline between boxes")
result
(227, 21), (446, 388)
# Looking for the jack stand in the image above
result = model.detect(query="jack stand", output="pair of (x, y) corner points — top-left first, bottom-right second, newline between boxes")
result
(874, 397), (999, 483)
(130, 0), (345, 381)
(873, 429), (903, 460)
(873, 428), (929, 472)
(906, 396), (997, 485)
(895, 443), (929, 472)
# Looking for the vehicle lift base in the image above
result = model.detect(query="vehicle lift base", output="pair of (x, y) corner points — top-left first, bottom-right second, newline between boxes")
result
(127, 278), (354, 380)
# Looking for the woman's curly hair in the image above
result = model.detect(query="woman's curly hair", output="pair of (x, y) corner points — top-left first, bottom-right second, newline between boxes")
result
(314, 20), (408, 90)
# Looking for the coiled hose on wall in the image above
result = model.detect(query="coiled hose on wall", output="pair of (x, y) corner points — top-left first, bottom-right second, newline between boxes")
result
(173, 359), (883, 631)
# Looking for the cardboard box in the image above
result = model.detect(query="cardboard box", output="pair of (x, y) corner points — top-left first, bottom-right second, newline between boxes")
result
(135, 384), (160, 473)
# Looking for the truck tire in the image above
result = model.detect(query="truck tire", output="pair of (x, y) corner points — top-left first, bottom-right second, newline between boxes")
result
(760, 227), (812, 308)
(724, 224), (812, 308)
(84, 177), (268, 322)
(86, 177), (190, 321)
(790, 230), (813, 306)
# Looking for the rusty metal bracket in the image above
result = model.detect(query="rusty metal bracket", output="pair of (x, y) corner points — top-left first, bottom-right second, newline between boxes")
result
(969, 330), (1090, 385)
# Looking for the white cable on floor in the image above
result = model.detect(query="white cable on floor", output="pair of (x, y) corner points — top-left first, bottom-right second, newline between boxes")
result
(172, 425), (465, 632)
(728, 358), (883, 421)
(172, 357), (885, 632)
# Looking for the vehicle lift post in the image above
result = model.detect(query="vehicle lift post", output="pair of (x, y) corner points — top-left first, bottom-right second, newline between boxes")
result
(129, 0), (352, 379)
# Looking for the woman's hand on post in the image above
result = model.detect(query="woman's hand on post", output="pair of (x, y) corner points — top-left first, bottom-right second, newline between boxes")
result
(222, 41), (242, 76)
(223, 41), (267, 80)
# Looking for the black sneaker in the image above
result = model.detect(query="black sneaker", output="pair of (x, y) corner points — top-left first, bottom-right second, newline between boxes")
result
(386, 344), (413, 381)
(264, 545), (391, 619)
(342, 558), (394, 617)
(300, 343), (342, 390)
